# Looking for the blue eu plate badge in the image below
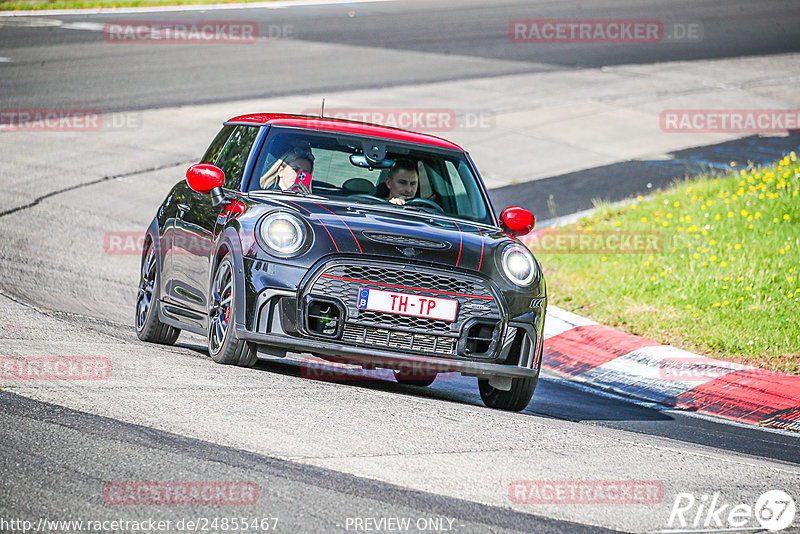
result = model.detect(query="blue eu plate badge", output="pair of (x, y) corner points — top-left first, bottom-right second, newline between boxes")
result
(358, 288), (369, 309)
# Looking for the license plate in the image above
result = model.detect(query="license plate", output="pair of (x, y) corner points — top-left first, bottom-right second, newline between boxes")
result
(357, 288), (458, 322)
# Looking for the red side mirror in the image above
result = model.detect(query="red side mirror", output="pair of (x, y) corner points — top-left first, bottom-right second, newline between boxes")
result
(186, 163), (225, 194)
(500, 206), (535, 236)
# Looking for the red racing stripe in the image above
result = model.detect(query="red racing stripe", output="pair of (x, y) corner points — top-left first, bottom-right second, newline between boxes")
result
(283, 199), (339, 253)
(665, 370), (800, 424)
(454, 221), (463, 267)
(543, 325), (660, 377)
(477, 227), (484, 271)
(310, 202), (362, 253)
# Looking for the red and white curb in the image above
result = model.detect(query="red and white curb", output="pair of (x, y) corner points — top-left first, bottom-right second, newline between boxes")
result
(542, 306), (800, 430)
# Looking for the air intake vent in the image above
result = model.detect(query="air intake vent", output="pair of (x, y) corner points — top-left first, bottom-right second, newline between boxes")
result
(362, 232), (449, 249)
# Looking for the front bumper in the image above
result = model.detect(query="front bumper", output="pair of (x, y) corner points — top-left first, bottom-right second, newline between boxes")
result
(237, 328), (540, 379)
(242, 257), (546, 379)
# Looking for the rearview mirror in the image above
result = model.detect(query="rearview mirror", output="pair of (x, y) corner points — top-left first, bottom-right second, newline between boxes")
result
(500, 206), (535, 236)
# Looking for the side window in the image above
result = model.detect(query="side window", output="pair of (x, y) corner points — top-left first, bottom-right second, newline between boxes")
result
(201, 125), (234, 164)
(214, 126), (260, 189)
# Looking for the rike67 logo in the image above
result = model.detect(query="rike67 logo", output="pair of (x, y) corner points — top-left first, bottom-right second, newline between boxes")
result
(666, 490), (796, 532)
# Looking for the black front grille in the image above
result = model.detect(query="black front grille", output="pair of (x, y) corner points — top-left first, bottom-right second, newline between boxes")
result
(304, 260), (500, 358)
(342, 324), (458, 356)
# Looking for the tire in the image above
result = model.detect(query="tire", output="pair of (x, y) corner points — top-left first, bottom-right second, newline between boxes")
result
(136, 239), (180, 345)
(478, 376), (536, 412)
(393, 369), (437, 387)
(207, 254), (257, 367)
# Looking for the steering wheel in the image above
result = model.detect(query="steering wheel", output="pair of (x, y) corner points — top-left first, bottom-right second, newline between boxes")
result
(405, 198), (445, 213)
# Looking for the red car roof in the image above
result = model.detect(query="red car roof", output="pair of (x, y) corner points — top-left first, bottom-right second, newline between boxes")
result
(226, 113), (463, 151)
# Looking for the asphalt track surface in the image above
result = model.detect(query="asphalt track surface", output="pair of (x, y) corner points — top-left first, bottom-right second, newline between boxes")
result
(0, 0), (798, 110)
(2, 1), (800, 532)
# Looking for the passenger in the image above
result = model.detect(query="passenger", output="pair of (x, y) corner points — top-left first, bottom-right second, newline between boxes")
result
(259, 148), (314, 191)
(378, 158), (418, 205)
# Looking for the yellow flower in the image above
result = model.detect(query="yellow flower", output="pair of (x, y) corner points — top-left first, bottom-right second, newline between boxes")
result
(721, 262), (727, 267)
(692, 254), (699, 259)
(650, 276), (656, 282)
(784, 214), (791, 220)
(673, 201), (680, 207)
(640, 217), (647, 223)
(709, 240), (716, 245)
(714, 214), (721, 220)
(630, 204), (637, 210)
(601, 257), (607, 262)
(710, 256), (717, 261)
(740, 209), (748, 217)
(685, 304), (692, 310)
(734, 244), (741, 250)
(730, 161), (736, 167)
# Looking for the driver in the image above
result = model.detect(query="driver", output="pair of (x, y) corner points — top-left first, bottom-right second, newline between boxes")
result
(259, 147), (315, 191)
(380, 158), (418, 205)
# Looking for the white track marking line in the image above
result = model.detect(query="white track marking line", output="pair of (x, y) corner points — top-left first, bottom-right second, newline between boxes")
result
(2, 0), (391, 17)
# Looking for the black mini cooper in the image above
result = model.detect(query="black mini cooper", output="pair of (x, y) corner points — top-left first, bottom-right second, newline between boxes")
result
(136, 113), (546, 411)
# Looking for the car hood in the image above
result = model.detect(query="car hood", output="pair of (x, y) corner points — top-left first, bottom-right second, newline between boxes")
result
(259, 196), (513, 272)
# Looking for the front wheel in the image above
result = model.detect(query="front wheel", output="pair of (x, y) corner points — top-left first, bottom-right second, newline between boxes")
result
(478, 376), (536, 412)
(207, 255), (257, 367)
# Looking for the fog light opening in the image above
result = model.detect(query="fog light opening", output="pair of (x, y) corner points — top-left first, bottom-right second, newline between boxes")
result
(307, 299), (342, 337)
(463, 321), (499, 356)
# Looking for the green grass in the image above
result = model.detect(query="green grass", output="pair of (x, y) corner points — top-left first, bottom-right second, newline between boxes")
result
(1, 0), (282, 10)
(535, 154), (800, 375)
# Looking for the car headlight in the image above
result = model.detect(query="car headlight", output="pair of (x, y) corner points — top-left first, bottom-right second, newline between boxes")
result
(258, 212), (307, 256)
(501, 243), (537, 286)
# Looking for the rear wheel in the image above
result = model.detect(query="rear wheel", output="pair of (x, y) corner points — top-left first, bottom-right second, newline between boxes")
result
(393, 369), (437, 387)
(208, 255), (257, 367)
(136, 240), (180, 345)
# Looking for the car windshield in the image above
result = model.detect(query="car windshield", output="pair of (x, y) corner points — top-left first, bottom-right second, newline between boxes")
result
(245, 127), (492, 224)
